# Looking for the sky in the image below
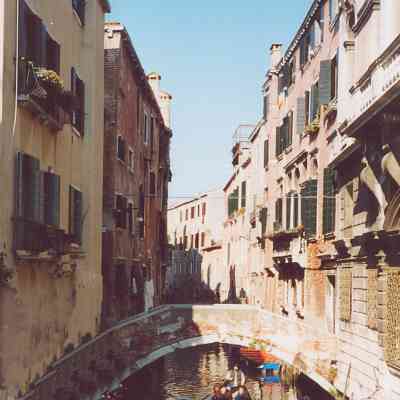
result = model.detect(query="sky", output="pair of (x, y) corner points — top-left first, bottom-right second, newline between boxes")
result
(108, 0), (313, 201)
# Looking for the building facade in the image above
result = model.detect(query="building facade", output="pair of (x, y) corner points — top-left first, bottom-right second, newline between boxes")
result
(0, 0), (110, 396)
(102, 23), (172, 326)
(167, 189), (225, 298)
(221, 0), (400, 398)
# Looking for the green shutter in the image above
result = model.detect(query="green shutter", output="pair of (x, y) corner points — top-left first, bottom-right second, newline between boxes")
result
(296, 97), (306, 135)
(319, 60), (332, 105)
(44, 172), (60, 227)
(241, 181), (247, 209)
(286, 193), (292, 230)
(323, 168), (336, 234)
(264, 139), (269, 168)
(301, 180), (318, 238)
(74, 189), (83, 243)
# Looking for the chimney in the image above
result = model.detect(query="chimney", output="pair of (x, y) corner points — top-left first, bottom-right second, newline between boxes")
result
(159, 92), (172, 129)
(148, 72), (161, 94)
(147, 72), (172, 129)
(270, 43), (283, 69)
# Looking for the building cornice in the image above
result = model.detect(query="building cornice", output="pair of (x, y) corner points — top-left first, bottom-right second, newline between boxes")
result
(352, 0), (380, 34)
(275, 0), (323, 73)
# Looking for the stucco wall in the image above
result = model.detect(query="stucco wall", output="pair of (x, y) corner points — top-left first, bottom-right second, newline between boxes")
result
(0, 0), (106, 396)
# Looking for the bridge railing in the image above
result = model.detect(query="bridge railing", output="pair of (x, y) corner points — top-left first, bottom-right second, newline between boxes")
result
(19, 305), (338, 400)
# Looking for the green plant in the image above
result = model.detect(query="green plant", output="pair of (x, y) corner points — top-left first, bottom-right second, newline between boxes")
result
(35, 68), (64, 91)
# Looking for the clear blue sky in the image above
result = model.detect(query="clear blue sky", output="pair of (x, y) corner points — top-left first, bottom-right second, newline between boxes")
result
(108, 1), (313, 200)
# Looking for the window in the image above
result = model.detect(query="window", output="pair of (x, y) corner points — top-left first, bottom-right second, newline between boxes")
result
(275, 198), (283, 231)
(19, 2), (61, 71)
(263, 94), (270, 121)
(228, 187), (239, 217)
(301, 179), (318, 238)
(300, 30), (310, 68)
(138, 186), (145, 238)
(259, 207), (268, 236)
(128, 148), (134, 171)
(72, 0), (85, 24)
(197, 205), (200, 217)
(128, 202), (134, 234)
(117, 135), (126, 162)
(150, 117), (155, 151)
(202, 203), (207, 217)
(293, 193), (299, 228)
(143, 113), (149, 145)
(191, 207), (195, 219)
(276, 111), (293, 157)
(180, 210), (183, 223)
(149, 172), (156, 196)
(310, 82), (320, 121)
(43, 171), (61, 227)
(115, 194), (128, 229)
(286, 193), (292, 230)
(69, 186), (83, 243)
(264, 139), (269, 168)
(305, 90), (310, 124)
(15, 152), (41, 223)
(288, 58), (296, 87)
(195, 233), (199, 249)
(323, 168), (336, 234)
(190, 235), (194, 248)
(296, 97), (307, 135)
(185, 209), (189, 221)
(331, 54), (338, 100)
(241, 181), (247, 209)
(201, 232), (205, 247)
(71, 68), (85, 135)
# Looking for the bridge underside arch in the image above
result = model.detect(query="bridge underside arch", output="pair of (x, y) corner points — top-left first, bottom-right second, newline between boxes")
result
(20, 305), (338, 400)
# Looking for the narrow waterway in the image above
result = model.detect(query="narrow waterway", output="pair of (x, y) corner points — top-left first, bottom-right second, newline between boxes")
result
(118, 344), (333, 400)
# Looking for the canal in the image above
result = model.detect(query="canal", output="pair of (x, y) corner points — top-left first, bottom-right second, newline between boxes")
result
(114, 344), (334, 400)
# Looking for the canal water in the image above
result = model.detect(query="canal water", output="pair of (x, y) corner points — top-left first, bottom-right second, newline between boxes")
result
(119, 344), (333, 400)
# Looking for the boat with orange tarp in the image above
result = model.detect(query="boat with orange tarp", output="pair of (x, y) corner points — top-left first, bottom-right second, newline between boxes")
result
(239, 347), (278, 365)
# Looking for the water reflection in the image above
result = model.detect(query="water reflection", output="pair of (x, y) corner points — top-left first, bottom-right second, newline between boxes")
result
(119, 344), (332, 400)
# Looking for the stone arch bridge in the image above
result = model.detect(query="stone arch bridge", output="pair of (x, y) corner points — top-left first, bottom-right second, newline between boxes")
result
(20, 305), (338, 400)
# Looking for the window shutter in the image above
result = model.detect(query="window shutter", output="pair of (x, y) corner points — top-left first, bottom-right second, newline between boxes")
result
(301, 180), (318, 237)
(48, 37), (60, 74)
(44, 172), (60, 227)
(70, 186), (82, 242)
(128, 203), (134, 234)
(323, 168), (336, 234)
(311, 83), (320, 120)
(275, 198), (283, 227)
(286, 193), (292, 230)
(74, 189), (83, 242)
(38, 22), (48, 67)
(296, 97), (306, 135)
(26, 156), (41, 223)
(15, 152), (25, 218)
(275, 126), (281, 157)
(320, 5), (325, 43)
(77, 77), (85, 134)
(18, 0), (28, 60)
(264, 139), (269, 168)
(241, 181), (247, 208)
(305, 91), (310, 124)
(288, 111), (293, 146)
(309, 23), (316, 49)
(319, 60), (332, 105)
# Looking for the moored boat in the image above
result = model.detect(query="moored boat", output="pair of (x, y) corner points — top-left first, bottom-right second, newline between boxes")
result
(239, 347), (278, 365)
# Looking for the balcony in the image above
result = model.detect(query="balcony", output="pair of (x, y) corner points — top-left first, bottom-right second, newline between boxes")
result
(345, 35), (400, 136)
(17, 60), (74, 132)
(14, 218), (67, 259)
